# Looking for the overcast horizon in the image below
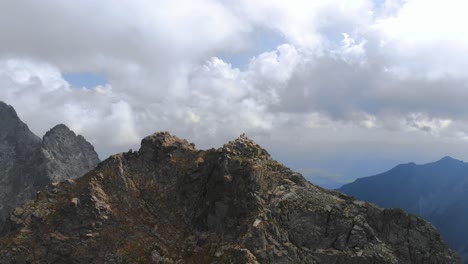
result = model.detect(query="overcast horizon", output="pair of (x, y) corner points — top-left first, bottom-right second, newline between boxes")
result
(2, 0), (468, 187)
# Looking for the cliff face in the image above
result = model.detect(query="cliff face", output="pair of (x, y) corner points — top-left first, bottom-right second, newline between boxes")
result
(0, 102), (44, 226)
(0, 101), (100, 228)
(0, 132), (459, 263)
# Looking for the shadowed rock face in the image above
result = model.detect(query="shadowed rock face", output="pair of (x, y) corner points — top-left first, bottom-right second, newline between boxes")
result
(0, 102), (43, 227)
(0, 132), (460, 263)
(0, 101), (100, 228)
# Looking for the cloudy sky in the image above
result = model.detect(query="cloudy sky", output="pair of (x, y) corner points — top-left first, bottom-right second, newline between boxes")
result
(1, 0), (468, 187)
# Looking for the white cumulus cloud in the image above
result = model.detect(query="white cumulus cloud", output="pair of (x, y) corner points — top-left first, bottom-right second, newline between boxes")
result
(1, 0), (468, 183)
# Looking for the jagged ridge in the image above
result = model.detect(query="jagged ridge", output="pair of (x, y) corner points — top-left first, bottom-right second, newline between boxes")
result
(0, 132), (460, 263)
(0, 101), (100, 228)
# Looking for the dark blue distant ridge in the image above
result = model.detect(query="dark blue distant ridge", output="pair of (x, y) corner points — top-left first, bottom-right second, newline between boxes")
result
(338, 156), (468, 262)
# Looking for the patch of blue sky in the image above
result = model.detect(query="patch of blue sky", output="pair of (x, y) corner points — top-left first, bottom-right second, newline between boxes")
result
(374, 0), (386, 9)
(323, 31), (346, 46)
(63, 72), (108, 89)
(217, 29), (286, 70)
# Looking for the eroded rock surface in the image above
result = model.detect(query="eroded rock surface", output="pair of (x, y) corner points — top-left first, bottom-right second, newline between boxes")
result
(0, 132), (459, 263)
(0, 101), (100, 228)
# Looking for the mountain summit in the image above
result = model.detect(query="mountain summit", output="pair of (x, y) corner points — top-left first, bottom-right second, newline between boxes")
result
(0, 101), (100, 228)
(0, 132), (459, 263)
(42, 124), (100, 182)
(339, 157), (468, 262)
(437, 156), (464, 165)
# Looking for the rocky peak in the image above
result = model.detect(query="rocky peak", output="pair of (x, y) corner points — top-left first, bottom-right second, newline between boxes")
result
(0, 101), (19, 124)
(0, 101), (100, 229)
(0, 102), (39, 142)
(44, 123), (74, 137)
(222, 133), (271, 160)
(139, 131), (196, 161)
(41, 124), (100, 182)
(0, 131), (460, 263)
(141, 131), (196, 151)
(42, 124), (80, 152)
(43, 124), (90, 151)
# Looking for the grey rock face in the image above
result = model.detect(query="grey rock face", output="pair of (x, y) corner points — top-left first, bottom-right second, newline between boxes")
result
(42, 124), (100, 182)
(0, 132), (459, 263)
(0, 101), (100, 229)
(0, 102), (43, 226)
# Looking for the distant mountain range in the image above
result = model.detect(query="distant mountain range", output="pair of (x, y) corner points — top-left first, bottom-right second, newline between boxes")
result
(338, 156), (468, 262)
(0, 101), (100, 228)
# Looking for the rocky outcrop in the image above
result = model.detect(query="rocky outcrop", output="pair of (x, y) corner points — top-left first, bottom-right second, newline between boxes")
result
(0, 101), (100, 229)
(0, 132), (459, 263)
(42, 124), (100, 183)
